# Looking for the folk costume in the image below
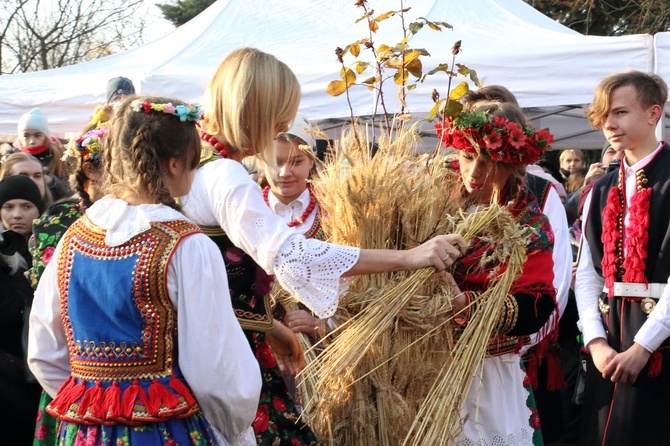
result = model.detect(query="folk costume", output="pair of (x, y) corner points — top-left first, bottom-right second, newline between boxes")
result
(436, 110), (557, 445)
(181, 144), (358, 446)
(576, 143), (670, 446)
(452, 185), (557, 446)
(28, 197), (261, 445)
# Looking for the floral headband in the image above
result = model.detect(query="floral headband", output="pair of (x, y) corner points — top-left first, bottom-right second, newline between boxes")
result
(435, 110), (554, 165)
(130, 99), (203, 122)
(62, 126), (108, 163)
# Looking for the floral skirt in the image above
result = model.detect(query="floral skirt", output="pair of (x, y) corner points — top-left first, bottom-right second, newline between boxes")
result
(53, 412), (218, 446)
(249, 332), (318, 446)
(34, 391), (59, 445)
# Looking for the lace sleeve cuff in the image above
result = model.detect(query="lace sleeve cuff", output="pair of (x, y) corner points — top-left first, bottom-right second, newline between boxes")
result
(273, 234), (360, 318)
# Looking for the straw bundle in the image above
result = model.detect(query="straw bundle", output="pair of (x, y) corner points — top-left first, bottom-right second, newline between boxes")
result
(292, 124), (527, 445)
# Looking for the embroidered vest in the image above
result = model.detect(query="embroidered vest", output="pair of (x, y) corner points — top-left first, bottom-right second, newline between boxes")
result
(199, 225), (274, 332)
(585, 145), (670, 284)
(48, 216), (202, 425)
(302, 204), (326, 241)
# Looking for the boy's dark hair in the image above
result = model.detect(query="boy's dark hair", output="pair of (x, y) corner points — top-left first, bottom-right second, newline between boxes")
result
(585, 71), (668, 129)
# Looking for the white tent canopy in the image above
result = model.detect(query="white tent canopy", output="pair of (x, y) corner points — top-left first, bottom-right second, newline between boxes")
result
(0, 0), (660, 149)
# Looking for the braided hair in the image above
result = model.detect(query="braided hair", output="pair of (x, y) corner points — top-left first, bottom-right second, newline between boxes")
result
(103, 95), (201, 209)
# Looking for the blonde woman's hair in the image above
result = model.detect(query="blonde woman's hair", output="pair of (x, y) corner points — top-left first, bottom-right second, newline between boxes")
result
(0, 151), (54, 208)
(559, 149), (584, 164)
(103, 95), (201, 210)
(203, 47), (301, 161)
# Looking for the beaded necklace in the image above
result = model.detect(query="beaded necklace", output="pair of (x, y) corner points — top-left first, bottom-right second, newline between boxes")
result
(262, 185), (317, 228)
(200, 130), (230, 159)
(601, 162), (651, 297)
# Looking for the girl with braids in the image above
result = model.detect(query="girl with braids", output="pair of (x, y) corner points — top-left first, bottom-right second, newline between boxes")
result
(435, 101), (557, 445)
(28, 95), (261, 446)
(180, 47), (467, 445)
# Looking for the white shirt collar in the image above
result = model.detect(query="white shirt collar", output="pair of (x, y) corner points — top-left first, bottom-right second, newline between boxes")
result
(623, 141), (663, 172)
(267, 187), (311, 216)
(86, 195), (189, 246)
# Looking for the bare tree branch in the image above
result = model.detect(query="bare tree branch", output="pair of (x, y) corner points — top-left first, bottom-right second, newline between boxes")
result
(0, 0), (146, 74)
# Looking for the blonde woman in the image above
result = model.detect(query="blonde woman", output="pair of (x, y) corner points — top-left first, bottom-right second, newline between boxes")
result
(180, 47), (467, 445)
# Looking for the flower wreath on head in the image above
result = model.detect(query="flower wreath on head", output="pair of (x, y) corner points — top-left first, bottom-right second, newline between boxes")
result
(62, 126), (108, 163)
(435, 110), (554, 165)
(130, 99), (203, 122)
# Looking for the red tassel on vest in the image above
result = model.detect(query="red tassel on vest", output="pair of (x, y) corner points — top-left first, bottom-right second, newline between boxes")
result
(170, 375), (196, 406)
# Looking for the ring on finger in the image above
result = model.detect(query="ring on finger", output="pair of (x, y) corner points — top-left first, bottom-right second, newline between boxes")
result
(442, 253), (450, 262)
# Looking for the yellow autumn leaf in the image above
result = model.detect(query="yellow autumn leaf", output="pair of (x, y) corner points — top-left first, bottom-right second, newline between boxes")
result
(340, 67), (356, 85)
(369, 20), (378, 32)
(394, 70), (408, 85)
(355, 61), (368, 74)
(406, 58), (422, 78)
(377, 44), (392, 58)
(327, 80), (348, 96)
(427, 22), (441, 31)
(350, 43), (361, 57)
(385, 56), (403, 69)
(375, 11), (395, 22)
(448, 81), (469, 100)
(443, 99), (464, 117)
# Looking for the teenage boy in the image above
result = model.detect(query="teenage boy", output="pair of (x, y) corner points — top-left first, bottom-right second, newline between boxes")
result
(576, 70), (670, 446)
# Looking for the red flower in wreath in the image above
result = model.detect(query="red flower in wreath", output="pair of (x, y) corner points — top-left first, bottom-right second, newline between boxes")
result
(255, 339), (278, 369)
(434, 110), (552, 166)
(252, 404), (270, 433)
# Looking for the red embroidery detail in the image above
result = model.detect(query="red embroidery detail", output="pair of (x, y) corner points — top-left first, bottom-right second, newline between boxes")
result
(601, 168), (651, 296)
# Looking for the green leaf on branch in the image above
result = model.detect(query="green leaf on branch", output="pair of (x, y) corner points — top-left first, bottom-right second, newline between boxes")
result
(449, 81), (469, 100)
(426, 63), (449, 76)
(470, 70), (482, 87)
(409, 22), (423, 34)
(327, 80), (348, 96)
(434, 21), (453, 29)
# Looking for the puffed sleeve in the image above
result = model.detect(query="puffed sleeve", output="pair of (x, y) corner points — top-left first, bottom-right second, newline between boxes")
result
(27, 239), (71, 397)
(167, 232), (261, 445)
(180, 160), (359, 318)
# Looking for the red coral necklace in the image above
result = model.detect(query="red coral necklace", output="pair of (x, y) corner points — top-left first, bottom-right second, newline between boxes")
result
(262, 186), (317, 228)
(200, 131), (230, 159)
(601, 163), (651, 297)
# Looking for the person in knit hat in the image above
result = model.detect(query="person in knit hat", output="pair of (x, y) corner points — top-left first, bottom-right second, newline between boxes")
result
(0, 175), (45, 238)
(15, 108), (69, 183)
(0, 174), (44, 443)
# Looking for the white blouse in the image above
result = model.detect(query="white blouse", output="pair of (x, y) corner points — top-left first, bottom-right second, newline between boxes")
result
(180, 158), (359, 318)
(27, 197), (261, 446)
